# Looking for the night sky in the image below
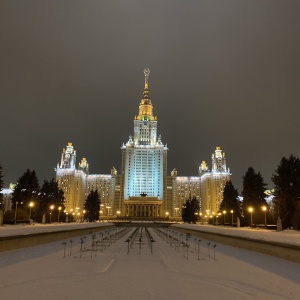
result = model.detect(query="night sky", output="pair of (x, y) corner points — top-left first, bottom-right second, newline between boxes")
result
(1, 1), (300, 192)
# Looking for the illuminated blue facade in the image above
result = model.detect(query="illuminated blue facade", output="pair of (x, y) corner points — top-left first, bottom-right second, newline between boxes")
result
(122, 68), (168, 201)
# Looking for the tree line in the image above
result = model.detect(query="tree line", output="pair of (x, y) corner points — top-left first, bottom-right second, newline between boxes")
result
(1, 153), (300, 229)
(0, 166), (101, 224)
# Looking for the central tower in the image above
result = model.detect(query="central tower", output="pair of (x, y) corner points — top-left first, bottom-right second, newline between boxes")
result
(133, 68), (157, 146)
(120, 68), (168, 217)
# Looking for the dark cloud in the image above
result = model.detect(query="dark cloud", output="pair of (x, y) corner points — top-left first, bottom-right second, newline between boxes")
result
(1, 0), (300, 191)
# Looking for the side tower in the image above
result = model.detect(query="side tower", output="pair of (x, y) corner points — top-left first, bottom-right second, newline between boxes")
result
(212, 146), (227, 172)
(199, 147), (231, 214)
(55, 143), (88, 213)
(60, 142), (76, 169)
(120, 69), (168, 217)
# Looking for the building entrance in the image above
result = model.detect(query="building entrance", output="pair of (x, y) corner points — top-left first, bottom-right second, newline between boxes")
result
(124, 196), (162, 218)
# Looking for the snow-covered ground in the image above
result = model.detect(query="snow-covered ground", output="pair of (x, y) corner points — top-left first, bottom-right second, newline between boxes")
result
(172, 223), (300, 246)
(0, 222), (113, 238)
(0, 223), (299, 299)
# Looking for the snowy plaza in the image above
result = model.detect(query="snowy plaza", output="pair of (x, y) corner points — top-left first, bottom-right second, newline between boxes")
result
(0, 223), (300, 300)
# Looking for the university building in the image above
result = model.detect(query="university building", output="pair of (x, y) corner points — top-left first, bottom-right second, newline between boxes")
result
(55, 69), (231, 219)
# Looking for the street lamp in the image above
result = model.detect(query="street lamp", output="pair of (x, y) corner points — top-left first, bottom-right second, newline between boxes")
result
(174, 207), (179, 220)
(75, 207), (80, 222)
(223, 210), (226, 225)
(230, 210), (234, 226)
(29, 202), (34, 222)
(248, 207), (253, 228)
(165, 211), (169, 219)
(106, 206), (111, 219)
(262, 206), (267, 229)
(82, 209), (86, 222)
(50, 205), (54, 223)
(58, 206), (62, 223)
(14, 201), (19, 225)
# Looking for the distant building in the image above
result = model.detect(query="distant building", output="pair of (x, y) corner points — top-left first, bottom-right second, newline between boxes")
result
(0, 183), (15, 212)
(55, 69), (231, 219)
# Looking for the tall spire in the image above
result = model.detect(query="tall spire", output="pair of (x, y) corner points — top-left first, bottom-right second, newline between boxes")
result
(143, 68), (150, 99)
(136, 68), (156, 121)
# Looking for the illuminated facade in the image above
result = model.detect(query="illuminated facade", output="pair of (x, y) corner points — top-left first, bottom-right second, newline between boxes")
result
(170, 148), (230, 218)
(55, 69), (231, 218)
(55, 143), (87, 211)
(55, 143), (116, 216)
(119, 69), (167, 217)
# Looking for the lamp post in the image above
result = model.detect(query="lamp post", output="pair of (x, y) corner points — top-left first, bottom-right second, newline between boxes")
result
(174, 207), (179, 221)
(106, 206), (111, 219)
(29, 202), (34, 222)
(14, 201), (19, 225)
(262, 206), (267, 229)
(82, 209), (86, 222)
(223, 210), (226, 225)
(70, 208), (73, 222)
(58, 206), (62, 223)
(248, 207), (253, 228)
(75, 207), (80, 221)
(230, 210), (234, 226)
(50, 205), (54, 223)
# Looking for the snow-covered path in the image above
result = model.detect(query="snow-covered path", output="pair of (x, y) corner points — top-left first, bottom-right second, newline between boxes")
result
(0, 222), (112, 238)
(0, 226), (299, 300)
